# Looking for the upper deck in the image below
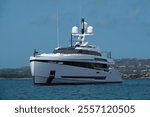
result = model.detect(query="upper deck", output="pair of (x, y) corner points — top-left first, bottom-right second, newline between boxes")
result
(53, 47), (101, 56)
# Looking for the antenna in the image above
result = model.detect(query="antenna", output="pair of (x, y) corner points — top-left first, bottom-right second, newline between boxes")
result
(81, 18), (84, 34)
(56, 9), (60, 47)
(71, 33), (73, 47)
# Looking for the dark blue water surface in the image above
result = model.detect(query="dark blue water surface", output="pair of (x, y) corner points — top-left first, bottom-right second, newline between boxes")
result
(0, 79), (150, 100)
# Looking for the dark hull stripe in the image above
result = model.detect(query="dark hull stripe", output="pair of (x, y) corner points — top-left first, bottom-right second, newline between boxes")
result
(33, 81), (122, 86)
(30, 59), (107, 63)
(61, 76), (106, 80)
(30, 60), (49, 62)
(30, 60), (109, 71)
(30, 59), (93, 62)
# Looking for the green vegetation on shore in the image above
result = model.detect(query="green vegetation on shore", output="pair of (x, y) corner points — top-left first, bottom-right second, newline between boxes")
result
(0, 66), (31, 78)
(0, 58), (150, 79)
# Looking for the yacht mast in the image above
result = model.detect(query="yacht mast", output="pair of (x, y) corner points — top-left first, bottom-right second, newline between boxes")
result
(56, 9), (60, 47)
(81, 18), (85, 34)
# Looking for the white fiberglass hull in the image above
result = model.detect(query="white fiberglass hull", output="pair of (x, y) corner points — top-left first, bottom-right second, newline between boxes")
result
(30, 61), (122, 85)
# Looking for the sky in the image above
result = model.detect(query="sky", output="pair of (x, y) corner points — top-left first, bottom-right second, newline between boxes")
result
(0, 0), (150, 68)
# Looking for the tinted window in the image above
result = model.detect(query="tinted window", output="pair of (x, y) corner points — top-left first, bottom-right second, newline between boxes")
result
(53, 48), (101, 56)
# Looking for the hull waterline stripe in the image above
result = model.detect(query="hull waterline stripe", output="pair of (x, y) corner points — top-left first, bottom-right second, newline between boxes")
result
(61, 76), (106, 80)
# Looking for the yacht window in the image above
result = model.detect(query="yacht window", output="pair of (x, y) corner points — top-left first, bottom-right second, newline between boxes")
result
(53, 48), (101, 56)
(94, 58), (107, 62)
(61, 61), (108, 70)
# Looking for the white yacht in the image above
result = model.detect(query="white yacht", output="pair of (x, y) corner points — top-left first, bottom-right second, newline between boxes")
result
(30, 18), (122, 85)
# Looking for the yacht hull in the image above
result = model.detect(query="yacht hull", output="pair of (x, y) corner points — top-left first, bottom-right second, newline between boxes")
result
(30, 61), (122, 85)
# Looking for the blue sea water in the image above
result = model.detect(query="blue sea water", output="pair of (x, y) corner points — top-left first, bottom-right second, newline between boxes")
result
(0, 79), (150, 100)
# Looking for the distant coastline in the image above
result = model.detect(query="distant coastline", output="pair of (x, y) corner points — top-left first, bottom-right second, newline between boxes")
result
(0, 58), (150, 79)
(0, 77), (31, 80)
(0, 66), (31, 79)
(115, 58), (150, 79)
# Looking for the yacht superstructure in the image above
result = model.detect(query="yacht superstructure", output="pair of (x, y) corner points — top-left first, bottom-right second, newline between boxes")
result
(30, 18), (122, 85)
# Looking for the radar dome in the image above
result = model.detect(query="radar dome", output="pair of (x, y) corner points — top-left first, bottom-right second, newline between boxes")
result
(87, 26), (93, 34)
(72, 26), (78, 34)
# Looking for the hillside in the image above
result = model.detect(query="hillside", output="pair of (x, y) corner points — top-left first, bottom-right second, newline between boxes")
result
(115, 58), (150, 78)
